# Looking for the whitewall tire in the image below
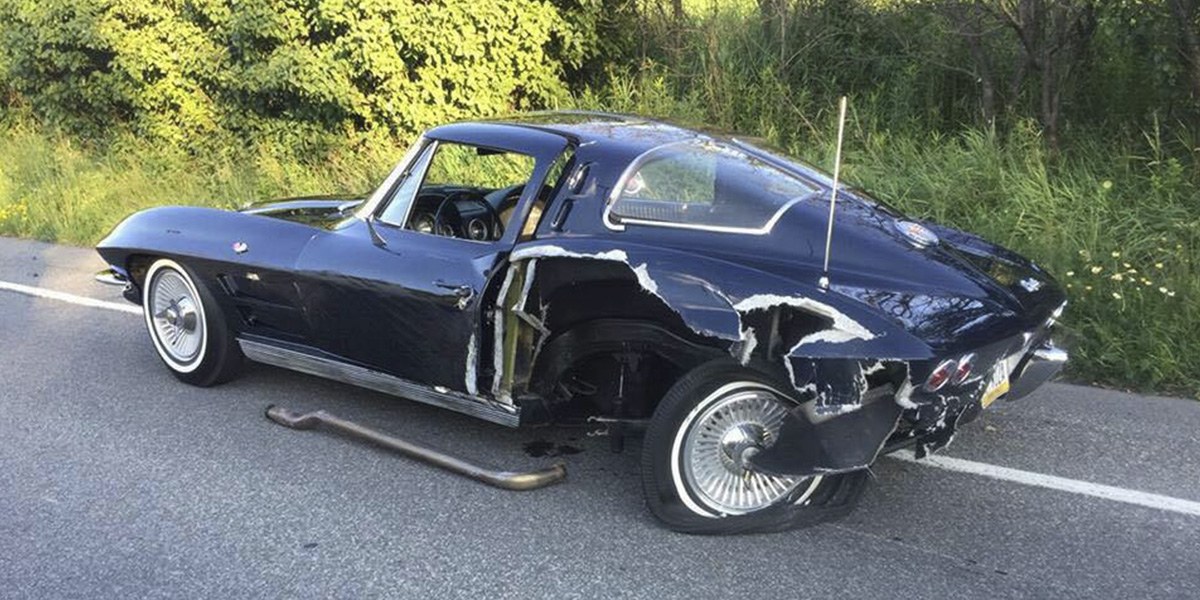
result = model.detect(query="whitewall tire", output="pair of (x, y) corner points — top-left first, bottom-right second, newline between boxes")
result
(141, 258), (242, 386)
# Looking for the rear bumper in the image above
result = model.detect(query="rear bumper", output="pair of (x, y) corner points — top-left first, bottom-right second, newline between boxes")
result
(94, 267), (129, 287)
(1006, 343), (1068, 402)
(94, 267), (141, 304)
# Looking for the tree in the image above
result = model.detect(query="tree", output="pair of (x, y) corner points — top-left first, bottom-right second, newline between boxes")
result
(992, 0), (1097, 151)
(941, 1), (1097, 151)
(1167, 0), (1200, 103)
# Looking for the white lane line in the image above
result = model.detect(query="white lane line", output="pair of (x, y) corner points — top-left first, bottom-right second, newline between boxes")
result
(0, 280), (141, 315)
(5, 276), (1200, 518)
(890, 450), (1200, 518)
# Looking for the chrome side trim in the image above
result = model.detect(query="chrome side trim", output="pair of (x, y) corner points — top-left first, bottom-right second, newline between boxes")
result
(238, 338), (520, 427)
(355, 137), (430, 221)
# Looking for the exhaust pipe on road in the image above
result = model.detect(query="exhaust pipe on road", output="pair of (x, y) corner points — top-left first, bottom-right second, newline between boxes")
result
(264, 405), (567, 491)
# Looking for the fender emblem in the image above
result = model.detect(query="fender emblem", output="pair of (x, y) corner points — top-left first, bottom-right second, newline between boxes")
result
(1019, 277), (1042, 292)
(232, 241), (249, 254)
(894, 220), (939, 247)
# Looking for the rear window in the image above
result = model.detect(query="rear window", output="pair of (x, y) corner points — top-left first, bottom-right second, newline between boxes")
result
(607, 141), (819, 232)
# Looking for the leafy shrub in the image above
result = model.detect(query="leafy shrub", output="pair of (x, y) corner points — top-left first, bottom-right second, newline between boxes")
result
(0, 0), (599, 145)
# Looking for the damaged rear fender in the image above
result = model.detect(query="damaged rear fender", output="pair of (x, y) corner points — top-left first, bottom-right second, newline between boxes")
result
(504, 240), (934, 407)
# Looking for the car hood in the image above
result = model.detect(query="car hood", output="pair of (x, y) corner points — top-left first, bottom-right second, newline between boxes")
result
(239, 194), (366, 229)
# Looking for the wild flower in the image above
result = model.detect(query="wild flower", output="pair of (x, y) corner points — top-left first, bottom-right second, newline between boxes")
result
(1159, 287), (1169, 294)
(1066, 271), (1075, 277)
(1111, 251), (1121, 258)
(1091, 266), (1103, 274)
(1110, 273), (1123, 281)
(1112, 292), (1122, 299)
(1155, 263), (1164, 269)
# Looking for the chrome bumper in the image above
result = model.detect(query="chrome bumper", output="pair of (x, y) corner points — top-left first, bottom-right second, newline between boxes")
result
(94, 267), (129, 287)
(1006, 344), (1068, 401)
(95, 267), (140, 304)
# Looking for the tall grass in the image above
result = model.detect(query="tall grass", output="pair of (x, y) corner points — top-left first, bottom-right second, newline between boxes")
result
(0, 123), (402, 244)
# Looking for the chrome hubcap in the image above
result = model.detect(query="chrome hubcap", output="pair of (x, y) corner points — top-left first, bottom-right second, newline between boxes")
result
(150, 270), (203, 363)
(682, 388), (808, 514)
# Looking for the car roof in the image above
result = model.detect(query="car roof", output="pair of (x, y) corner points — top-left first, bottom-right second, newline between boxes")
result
(441, 111), (753, 159)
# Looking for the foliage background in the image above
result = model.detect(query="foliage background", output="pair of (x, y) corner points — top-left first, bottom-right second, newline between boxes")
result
(0, 0), (1197, 396)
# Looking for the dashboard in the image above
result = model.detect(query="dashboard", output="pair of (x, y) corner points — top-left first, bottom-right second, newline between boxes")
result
(406, 184), (523, 242)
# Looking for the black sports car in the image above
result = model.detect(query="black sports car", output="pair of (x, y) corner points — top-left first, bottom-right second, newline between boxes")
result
(95, 111), (1067, 533)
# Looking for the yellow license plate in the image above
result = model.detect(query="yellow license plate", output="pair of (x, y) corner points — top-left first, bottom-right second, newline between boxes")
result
(981, 379), (1010, 408)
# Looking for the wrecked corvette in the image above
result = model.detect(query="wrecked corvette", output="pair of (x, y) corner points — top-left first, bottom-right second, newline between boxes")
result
(94, 111), (1068, 533)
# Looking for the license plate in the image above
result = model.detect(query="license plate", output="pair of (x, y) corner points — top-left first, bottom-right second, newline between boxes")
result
(980, 361), (1011, 409)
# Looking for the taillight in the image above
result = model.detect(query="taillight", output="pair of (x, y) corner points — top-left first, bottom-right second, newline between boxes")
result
(951, 354), (974, 385)
(924, 359), (957, 392)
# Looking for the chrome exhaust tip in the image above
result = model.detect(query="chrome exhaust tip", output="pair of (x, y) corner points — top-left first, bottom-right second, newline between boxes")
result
(265, 405), (567, 491)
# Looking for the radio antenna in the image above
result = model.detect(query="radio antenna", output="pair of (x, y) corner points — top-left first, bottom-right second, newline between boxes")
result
(818, 96), (848, 291)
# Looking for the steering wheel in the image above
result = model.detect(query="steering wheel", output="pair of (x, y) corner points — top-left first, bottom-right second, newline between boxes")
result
(433, 191), (504, 241)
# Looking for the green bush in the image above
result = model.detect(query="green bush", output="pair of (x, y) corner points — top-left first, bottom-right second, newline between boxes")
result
(0, 0), (598, 145)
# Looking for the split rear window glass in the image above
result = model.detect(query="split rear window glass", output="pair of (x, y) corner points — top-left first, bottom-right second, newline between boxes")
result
(608, 141), (819, 232)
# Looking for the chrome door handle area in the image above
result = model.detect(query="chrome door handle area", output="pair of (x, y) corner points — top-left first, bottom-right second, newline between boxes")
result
(434, 280), (474, 309)
(434, 280), (472, 296)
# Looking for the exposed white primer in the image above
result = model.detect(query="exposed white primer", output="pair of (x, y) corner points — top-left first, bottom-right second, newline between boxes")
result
(737, 326), (758, 365)
(733, 293), (875, 347)
(734, 293), (877, 396)
(510, 245), (628, 263)
(464, 332), (478, 396)
(630, 263), (660, 297)
(510, 245), (666, 304)
(517, 259), (538, 313)
(861, 360), (886, 377)
(490, 266), (518, 402)
(894, 376), (919, 409)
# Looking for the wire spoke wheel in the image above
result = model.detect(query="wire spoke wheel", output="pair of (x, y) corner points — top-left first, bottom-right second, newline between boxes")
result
(679, 385), (816, 515)
(147, 266), (205, 367)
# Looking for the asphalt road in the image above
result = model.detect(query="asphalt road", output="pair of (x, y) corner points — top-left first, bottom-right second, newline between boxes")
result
(1, 236), (1198, 599)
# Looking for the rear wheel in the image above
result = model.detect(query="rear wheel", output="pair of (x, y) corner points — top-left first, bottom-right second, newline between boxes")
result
(143, 258), (242, 386)
(641, 360), (867, 534)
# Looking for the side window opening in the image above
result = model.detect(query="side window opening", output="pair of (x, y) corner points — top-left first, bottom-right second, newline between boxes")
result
(384, 141), (536, 242)
(376, 142), (435, 227)
(516, 149), (575, 241)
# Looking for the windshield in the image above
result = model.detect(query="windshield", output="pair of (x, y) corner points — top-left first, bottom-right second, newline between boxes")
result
(607, 140), (819, 233)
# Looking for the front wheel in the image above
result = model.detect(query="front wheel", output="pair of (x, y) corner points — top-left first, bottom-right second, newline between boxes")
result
(142, 258), (242, 387)
(641, 360), (867, 534)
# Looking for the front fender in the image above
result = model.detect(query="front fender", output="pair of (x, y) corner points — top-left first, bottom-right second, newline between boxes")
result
(96, 206), (320, 278)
